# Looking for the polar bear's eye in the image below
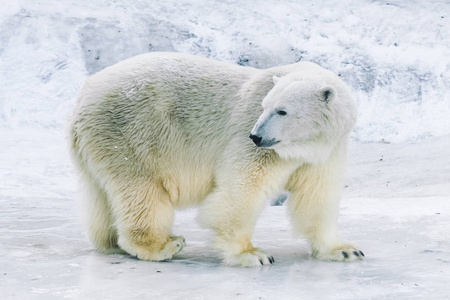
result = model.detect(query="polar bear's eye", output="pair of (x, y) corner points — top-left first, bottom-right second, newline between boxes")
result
(277, 110), (287, 116)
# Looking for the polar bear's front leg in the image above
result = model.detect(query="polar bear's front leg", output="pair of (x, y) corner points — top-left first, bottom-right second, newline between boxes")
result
(199, 188), (275, 267)
(286, 148), (364, 262)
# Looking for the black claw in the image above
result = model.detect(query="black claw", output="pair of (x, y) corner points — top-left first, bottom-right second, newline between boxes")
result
(342, 251), (349, 259)
(259, 259), (264, 265)
(268, 256), (274, 264)
(359, 251), (365, 257)
(353, 251), (359, 257)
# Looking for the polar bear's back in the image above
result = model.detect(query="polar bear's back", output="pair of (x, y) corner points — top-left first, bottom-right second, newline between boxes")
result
(73, 53), (257, 148)
(77, 52), (255, 106)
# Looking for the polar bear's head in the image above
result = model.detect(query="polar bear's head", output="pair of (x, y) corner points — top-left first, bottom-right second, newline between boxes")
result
(250, 72), (357, 163)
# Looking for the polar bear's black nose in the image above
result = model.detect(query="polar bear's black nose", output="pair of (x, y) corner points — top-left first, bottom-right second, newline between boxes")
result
(249, 134), (262, 146)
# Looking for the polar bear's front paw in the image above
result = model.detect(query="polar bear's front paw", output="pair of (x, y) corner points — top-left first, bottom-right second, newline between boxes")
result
(224, 248), (275, 267)
(312, 244), (364, 262)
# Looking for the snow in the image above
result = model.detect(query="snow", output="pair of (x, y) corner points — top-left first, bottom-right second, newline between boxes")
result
(1, 0), (450, 299)
(1, 0), (450, 142)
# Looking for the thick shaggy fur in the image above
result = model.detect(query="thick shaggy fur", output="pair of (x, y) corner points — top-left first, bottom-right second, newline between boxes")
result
(68, 52), (361, 266)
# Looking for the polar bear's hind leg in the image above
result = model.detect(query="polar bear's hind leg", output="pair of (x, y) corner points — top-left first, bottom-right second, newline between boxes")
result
(80, 171), (124, 254)
(112, 179), (186, 261)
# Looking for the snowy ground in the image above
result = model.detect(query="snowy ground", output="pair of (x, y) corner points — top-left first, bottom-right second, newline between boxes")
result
(1, 0), (450, 299)
(1, 130), (449, 299)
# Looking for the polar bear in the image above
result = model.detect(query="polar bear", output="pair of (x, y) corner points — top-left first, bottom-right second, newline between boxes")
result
(69, 52), (362, 267)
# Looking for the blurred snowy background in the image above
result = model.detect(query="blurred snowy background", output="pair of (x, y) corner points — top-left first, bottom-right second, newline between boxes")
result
(1, 1), (449, 299)
(1, 0), (449, 143)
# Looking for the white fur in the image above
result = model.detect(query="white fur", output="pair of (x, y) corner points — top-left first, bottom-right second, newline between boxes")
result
(68, 52), (361, 267)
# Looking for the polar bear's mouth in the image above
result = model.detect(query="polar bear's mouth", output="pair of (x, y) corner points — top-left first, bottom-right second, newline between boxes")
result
(260, 139), (280, 148)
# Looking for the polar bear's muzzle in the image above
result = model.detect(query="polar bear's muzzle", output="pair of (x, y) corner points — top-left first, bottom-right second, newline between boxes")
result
(250, 111), (281, 148)
(249, 134), (279, 148)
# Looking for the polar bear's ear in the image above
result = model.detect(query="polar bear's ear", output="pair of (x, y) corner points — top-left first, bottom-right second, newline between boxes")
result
(272, 75), (281, 85)
(319, 85), (336, 103)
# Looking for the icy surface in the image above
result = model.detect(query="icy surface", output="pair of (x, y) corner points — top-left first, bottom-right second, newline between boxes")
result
(1, 130), (449, 299)
(1, 0), (450, 299)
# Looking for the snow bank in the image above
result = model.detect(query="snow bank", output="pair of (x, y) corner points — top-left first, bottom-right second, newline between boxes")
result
(1, 0), (449, 142)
